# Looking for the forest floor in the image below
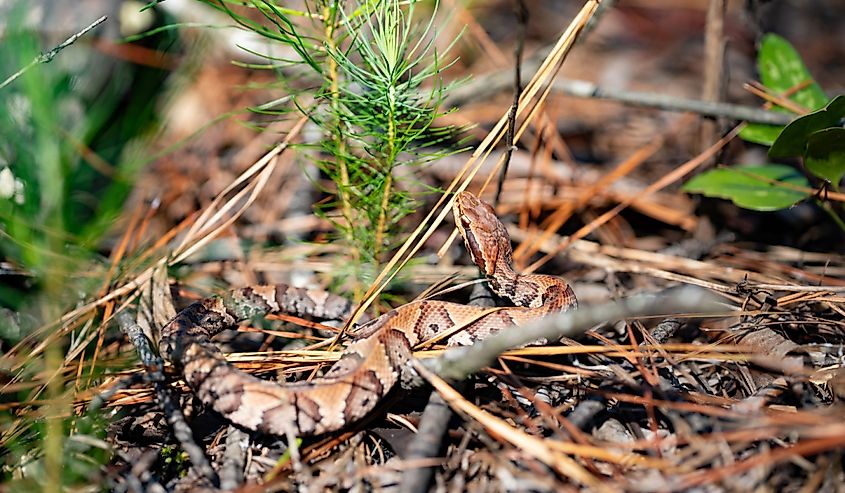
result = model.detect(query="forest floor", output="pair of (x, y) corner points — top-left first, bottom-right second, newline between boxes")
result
(3, 1), (845, 492)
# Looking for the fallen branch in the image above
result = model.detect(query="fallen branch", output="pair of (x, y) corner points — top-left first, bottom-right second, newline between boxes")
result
(425, 286), (725, 381)
(114, 312), (219, 487)
(554, 78), (792, 125)
(445, 70), (793, 126)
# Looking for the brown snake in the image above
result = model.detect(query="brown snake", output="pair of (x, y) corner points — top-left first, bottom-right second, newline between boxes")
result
(159, 191), (576, 436)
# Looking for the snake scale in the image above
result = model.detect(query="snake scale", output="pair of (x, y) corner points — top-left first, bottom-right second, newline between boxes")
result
(159, 191), (577, 437)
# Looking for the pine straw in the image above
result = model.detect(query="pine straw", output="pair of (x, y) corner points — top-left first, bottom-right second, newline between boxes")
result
(86, 131), (842, 491)
(6, 0), (845, 491)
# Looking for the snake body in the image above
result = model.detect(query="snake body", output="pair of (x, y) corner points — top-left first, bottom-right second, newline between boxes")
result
(159, 192), (576, 436)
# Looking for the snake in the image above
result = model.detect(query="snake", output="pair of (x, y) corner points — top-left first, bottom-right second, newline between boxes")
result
(159, 191), (577, 437)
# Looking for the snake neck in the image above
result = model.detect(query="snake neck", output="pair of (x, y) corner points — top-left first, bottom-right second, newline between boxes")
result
(487, 256), (576, 313)
(485, 257), (531, 307)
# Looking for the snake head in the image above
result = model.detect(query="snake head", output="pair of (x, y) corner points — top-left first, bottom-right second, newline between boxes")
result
(453, 191), (512, 277)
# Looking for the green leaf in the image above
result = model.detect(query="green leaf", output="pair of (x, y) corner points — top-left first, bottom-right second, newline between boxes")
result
(739, 34), (829, 146)
(739, 124), (783, 146)
(683, 164), (811, 211)
(758, 34), (828, 110)
(804, 127), (845, 186)
(769, 95), (845, 158)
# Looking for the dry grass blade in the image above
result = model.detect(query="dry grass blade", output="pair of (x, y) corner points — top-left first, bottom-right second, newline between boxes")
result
(8, 119), (301, 369)
(525, 123), (744, 274)
(171, 116), (308, 264)
(345, 1), (602, 331)
(410, 359), (615, 492)
(512, 136), (664, 262)
(678, 431), (845, 489)
(1, 116), (308, 430)
(743, 80), (810, 114)
(83, 197), (148, 388)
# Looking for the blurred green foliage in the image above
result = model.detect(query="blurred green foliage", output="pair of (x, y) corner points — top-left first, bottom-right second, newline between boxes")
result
(0, 2), (175, 311)
(0, 2), (178, 490)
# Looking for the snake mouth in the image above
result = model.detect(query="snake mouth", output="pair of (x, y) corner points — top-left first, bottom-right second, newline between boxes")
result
(459, 216), (485, 268)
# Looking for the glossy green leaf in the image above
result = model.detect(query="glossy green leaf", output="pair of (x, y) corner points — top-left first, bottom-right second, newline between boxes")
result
(739, 124), (783, 146)
(739, 34), (829, 146)
(758, 34), (828, 110)
(769, 95), (845, 158)
(684, 164), (811, 211)
(804, 127), (845, 185)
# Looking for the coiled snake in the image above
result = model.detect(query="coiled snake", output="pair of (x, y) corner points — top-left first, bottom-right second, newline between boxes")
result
(159, 191), (576, 436)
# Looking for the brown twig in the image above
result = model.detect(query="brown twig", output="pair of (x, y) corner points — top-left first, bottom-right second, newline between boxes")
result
(446, 75), (795, 126)
(494, 0), (529, 205)
(114, 312), (218, 486)
(700, 0), (727, 156)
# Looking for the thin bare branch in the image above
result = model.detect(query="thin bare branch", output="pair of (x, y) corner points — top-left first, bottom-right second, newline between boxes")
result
(425, 286), (725, 381)
(0, 16), (107, 91)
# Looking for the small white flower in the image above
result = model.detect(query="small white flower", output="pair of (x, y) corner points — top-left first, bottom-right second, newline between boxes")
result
(0, 167), (25, 205)
(0, 168), (15, 199)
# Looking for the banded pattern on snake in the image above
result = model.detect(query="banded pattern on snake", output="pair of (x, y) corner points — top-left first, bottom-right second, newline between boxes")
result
(159, 191), (576, 436)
